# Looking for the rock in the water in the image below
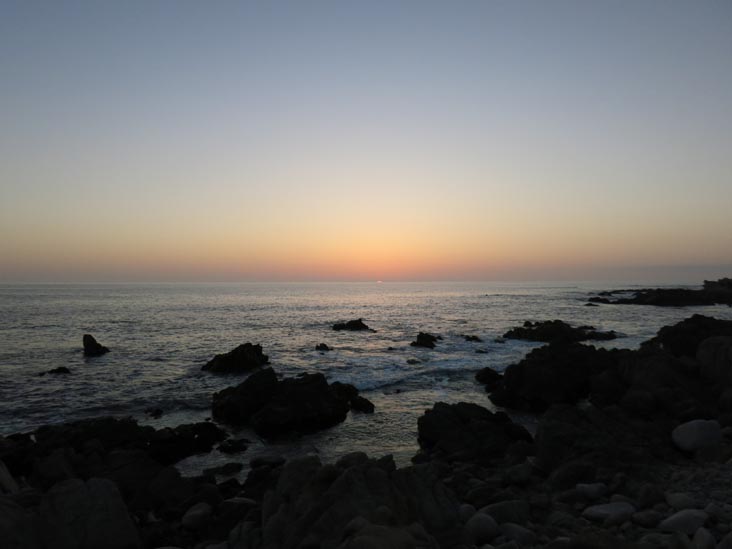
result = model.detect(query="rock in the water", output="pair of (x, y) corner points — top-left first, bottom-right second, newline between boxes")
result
(503, 320), (617, 343)
(39, 367), (71, 376)
(658, 509), (708, 534)
(410, 332), (441, 349)
(475, 367), (502, 391)
(582, 502), (635, 524)
(464, 335), (483, 342)
(465, 512), (499, 545)
(332, 318), (372, 331)
(315, 343), (331, 351)
(83, 334), (109, 356)
(416, 402), (532, 464)
(212, 367), (279, 425)
(39, 477), (141, 549)
(671, 419), (722, 452)
(201, 343), (269, 373)
(350, 395), (375, 413)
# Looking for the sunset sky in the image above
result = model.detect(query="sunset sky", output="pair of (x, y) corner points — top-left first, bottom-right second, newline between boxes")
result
(1, 1), (731, 282)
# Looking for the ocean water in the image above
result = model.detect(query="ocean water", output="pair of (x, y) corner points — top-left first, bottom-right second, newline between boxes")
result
(2, 282), (731, 475)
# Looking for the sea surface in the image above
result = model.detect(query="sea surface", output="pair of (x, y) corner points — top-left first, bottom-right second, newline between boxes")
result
(2, 282), (731, 476)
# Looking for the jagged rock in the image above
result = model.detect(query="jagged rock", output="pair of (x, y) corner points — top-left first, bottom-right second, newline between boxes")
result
(350, 395), (375, 413)
(410, 332), (441, 349)
(333, 319), (372, 331)
(315, 343), (331, 351)
(697, 336), (732, 385)
(489, 342), (620, 412)
(202, 343), (269, 373)
(39, 478), (141, 549)
(671, 419), (722, 452)
(415, 402), (532, 464)
(503, 320), (617, 343)
(644, 315), (732, 357)
(83, 334), (109, 356)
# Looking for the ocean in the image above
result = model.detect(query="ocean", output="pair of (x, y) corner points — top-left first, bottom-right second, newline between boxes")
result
(2, 281), (731, 476)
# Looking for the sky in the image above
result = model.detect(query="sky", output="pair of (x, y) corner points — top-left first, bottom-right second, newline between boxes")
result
(1, 1), (731, 283)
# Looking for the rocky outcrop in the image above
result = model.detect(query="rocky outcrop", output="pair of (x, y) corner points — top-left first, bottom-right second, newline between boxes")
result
(487, 342), (621, 412)
(643, 315), (732, 357)
(315, 343), (331, 351)
(697, 336), (732, 385)
(410, 332), (441, 349)
(332, 318), (373, 331)
(83, 334), (109, 356)
(212, 368), (374, 436)
(228, 453), (461, 549)
(201, 343), (269, 373)
(415, 402), (532, 464)
(588, 278), (732, 307)
(503, 320), (617, 343)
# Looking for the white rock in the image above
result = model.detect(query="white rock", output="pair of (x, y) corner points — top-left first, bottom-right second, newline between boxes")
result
(671, 419), (722, 452)
(582, 502), (636, 524)
(181, 501), (212, 530)
(465, 512), (499, 545)
(658, 509), (708, 535)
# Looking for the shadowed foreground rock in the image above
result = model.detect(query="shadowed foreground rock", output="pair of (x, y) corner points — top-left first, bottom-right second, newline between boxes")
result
(202, 343), (269, 374)
(212, 367), (374, 436)
(83, 334), (109, 356)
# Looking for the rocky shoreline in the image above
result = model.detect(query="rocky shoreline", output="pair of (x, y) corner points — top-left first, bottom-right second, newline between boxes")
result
(3, 310), (732, 548)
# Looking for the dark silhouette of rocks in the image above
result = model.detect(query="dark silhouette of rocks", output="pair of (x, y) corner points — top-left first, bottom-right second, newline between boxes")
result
(415, 402), (532, 465)
(475, 366), (502, 390)
(332, 318), (373, 331)
(315, 342), (330, 351)
(217, 438), (249, 454)
(201, 343), (269, 373)
(38, 366), (71, 376)
(464, 334), (483, 342)
(503, 320), (618, 343)
(83, 334), (109, 356)
(410, 332), (442, 348)
(212, 368), (374, 436)
(588, 278), (732, 307)
(642, 314), (732, 357)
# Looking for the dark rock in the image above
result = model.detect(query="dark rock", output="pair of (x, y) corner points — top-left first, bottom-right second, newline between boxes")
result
(145, 407), (163, 419)
(644, 315), (732, 357)
(212, 368), (279, 425)
(475, 367), (502, 391)
(39, 366), (71, 376)
(40, 478), (142, 549)
(503, 320), (617, 343)
(407, 358), (421, 364)
(203, 462), (243, 476)
(588, 279), (732, 307)
(698, 336), (732, 385)
(218, 438), (250, 454)
(489, 342), (620, 412)
(315, 343), (331, 351)
(410, 332), (441, 349)
(201, 343), (269, 374)
(350, 395), (375, 413)
(147, 422), (227, 465)
(464, 335), (483, 342)
(83, 334), (109, 356)
(332, 318), (373, 331)
(415, 402), (532, 465)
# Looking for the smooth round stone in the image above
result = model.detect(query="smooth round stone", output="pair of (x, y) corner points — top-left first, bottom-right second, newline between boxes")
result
(582, 502), (636, 524)
(658, 509), (708, 534)
(671, 419), (722, 452)
(465, 512), (499, 545)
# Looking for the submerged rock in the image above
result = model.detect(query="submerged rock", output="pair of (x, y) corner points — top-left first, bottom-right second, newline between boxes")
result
(39, 366), (71, 376)
(201, 342), (269, 373)
(332, 318), (373, 331)
(464, 334), (483, 342)
(410, 332), (441, 349)
(503, 320), (617, 343)
(83, 334), (109, 356)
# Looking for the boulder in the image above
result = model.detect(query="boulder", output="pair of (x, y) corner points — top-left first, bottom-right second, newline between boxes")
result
(181, 501), (212, 530)
(83, 334), (109, 356)
(503, 320), (617, 343)
(410, 332), (441, 349)
(644, 315), (732, 357)
(202, 343), (269, 373)
(465, 512), (498, 544)
(333, 319), (373, 331)
(658, 509), (708, 535)
(671, 419), (722, 452)
(39, 478), (141, 549)
(582, 502), (635, 524)
(212, 368), (279, 425)
(415, 402), (532, 464)
(0, 496), (41, 549)
(697, 336), (732, 385)
(489, 342), (620, 412)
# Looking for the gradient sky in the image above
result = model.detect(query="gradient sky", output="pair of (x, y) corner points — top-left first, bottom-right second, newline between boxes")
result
(1, 1), (731, 282)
